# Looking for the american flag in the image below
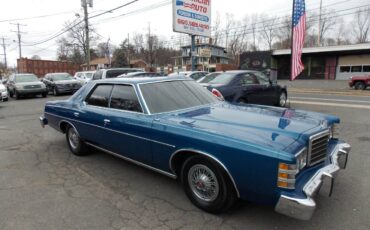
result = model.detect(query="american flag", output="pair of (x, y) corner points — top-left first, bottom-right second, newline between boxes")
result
(291, 0), (306, 81)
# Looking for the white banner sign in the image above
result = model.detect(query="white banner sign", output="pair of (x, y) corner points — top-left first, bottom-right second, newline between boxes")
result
(172, 0), (212, 37)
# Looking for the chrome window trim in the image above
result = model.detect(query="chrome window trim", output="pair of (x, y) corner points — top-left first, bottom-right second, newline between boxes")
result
(85, 82), (148, 115)
(85, 142), (177, 179)
(308, 129), (330, 166)
(169, 149), (240, 198)
(46, 112), (176, 148)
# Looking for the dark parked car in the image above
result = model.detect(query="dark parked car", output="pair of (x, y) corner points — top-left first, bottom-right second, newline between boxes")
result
(197, 72), (221, 83)
(169, 71), (208, 81)
(43, 73), (82, 96)
(40, 77), (350, 220)
(7, 73), (47, 99)
(202, 70), (288, 107)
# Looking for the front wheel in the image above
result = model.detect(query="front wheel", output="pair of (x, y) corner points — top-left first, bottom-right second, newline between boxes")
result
(181, 156), (237, 214)
(14, 90), (20, 100)
(66, 125), (88, 156)
(354, 82), (366, 90)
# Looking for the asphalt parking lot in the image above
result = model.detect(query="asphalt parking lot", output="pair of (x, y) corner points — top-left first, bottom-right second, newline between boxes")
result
(0, 92), (370, 230)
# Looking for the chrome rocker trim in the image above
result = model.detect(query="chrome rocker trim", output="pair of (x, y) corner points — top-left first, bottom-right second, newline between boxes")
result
(275, 142), (351, 220)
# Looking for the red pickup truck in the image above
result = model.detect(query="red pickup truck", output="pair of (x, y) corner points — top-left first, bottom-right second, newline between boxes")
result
(348, 75), (370, 90)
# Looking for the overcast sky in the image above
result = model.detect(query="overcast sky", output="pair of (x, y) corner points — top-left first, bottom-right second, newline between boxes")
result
(0, 0), (367, 66)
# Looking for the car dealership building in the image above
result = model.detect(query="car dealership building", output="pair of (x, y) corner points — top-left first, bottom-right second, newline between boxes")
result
(240, 43), (370, 80)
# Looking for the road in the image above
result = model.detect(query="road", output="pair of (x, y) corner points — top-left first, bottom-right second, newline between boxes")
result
(0, 93), (369, 230)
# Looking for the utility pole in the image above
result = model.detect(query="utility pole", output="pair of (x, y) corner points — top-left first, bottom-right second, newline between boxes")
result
(1, 37), (7, 69)
(127, 33), (130, 67)
(317, 0), (323, 46)
(106, 38), (111, 67)
(10, 23), (26, 60)
(82, 0), (92, 70)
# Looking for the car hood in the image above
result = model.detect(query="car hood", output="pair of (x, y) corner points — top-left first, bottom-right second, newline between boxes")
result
(159, 103), (336, 152)
(55, 80), (79, 84)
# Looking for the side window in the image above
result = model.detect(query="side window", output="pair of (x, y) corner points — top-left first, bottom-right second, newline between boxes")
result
(86, 85), (113, 107)
(253, 72), (269, 85)
(110, 85), (143, 113)
(92, 70), (103, 80)
(363, 65), (370, 72)
(240, 74), (259, 86)
(351, 66), (362, 72)
(340, 66), (350, 73)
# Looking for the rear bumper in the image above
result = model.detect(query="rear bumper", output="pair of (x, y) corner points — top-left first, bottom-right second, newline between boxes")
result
(275, 142), (351, 220)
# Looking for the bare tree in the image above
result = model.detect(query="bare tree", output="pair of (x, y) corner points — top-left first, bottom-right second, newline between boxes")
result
(317, 10), (337, 46)
(276, 16), (292, 49)
(212, 12), (221, 45)
(224, 13), (236, 51)
(228, 17), (249, 65)
(250, 14), (259, 51)
(351, 7), (370, 43)
(260, 14), (278, 50)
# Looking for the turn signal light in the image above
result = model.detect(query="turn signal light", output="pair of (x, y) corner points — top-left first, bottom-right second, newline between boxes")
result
(277, 163), (297, 189)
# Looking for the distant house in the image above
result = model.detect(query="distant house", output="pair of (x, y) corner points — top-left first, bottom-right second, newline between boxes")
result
(180, 43), (236, 72)
(81, 58), (111, 71)
(130, 59), (147, 69)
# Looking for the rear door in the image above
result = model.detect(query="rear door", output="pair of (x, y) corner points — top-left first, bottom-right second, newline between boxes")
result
(239, 73), (264, 104)
(104, 84), (153, 163)
(253, 72), (277, 105)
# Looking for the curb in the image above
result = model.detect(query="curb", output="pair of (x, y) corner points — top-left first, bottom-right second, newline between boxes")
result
(288, 88), (370, 97)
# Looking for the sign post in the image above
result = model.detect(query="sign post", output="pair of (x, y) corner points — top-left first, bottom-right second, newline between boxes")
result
(173, 0), (212, 71)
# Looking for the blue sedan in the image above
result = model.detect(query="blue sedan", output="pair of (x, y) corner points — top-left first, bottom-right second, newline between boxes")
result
(40, 77), (350, 220)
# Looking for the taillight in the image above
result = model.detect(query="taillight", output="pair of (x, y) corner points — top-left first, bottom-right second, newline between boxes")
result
(211, 88), (224, 100)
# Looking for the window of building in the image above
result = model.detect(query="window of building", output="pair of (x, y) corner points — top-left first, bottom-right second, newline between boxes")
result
(351, 66), (362, 72)
(86, 85), (113, 107)
(339, 66), (351, 73)
(363, 65), (370, 72)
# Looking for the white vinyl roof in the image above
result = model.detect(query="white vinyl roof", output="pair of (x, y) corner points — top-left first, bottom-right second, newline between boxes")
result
(272, 43), (370, 56)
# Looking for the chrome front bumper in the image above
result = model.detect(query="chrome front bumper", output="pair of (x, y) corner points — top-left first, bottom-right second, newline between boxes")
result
(40, 116), (48, 128)
(275, 142), (351, 220)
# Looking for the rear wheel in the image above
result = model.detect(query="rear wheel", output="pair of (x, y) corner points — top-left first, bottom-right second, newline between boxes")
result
(66, 125), (88, 156)
(181, 156), (237, 214)
(354, 82), (366, 90)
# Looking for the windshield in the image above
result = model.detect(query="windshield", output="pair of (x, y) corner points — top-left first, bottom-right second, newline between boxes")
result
(199, 73), (221, 83)
(52, 74), (73, 81)
(140, 80), (219, 114)
(207, 73), (236, 85)
(85, 73), (94, 79)
(15, 74), (39, 83)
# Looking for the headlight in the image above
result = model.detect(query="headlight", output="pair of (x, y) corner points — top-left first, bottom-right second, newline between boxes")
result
(330, 123), (339, 139)
(15, 85), (23, 90)
(277, 147), (307, 189)
(295, 147), (307, 170)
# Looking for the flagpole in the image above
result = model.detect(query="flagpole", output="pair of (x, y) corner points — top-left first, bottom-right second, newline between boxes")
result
(290, 0), (295, 81)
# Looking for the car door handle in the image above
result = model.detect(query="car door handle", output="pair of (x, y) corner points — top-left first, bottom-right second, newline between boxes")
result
(104, 119), (111, 125)
(74, 112), (79, 117)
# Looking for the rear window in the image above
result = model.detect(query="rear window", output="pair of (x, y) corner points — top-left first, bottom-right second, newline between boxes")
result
(140, 80), (219, 114)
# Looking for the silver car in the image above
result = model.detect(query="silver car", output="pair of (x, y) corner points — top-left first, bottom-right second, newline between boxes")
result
(7, 73), (48, 100)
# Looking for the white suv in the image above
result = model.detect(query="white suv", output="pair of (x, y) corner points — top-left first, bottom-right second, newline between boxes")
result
(74, 71), (95, 84)
(92, 68), (143, 80)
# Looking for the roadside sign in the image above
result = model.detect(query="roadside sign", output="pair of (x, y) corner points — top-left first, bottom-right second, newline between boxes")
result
(199, 48), (211, 57)
(172, 0), (212, 37)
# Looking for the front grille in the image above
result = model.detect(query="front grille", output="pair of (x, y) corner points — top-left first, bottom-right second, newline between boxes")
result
(308, 130), (330, 166)
(24, 85), (41, 89)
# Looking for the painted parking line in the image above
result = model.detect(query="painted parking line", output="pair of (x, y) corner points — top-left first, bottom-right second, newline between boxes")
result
(290, 100), (370, 109)
(290, 97), (370, 104)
